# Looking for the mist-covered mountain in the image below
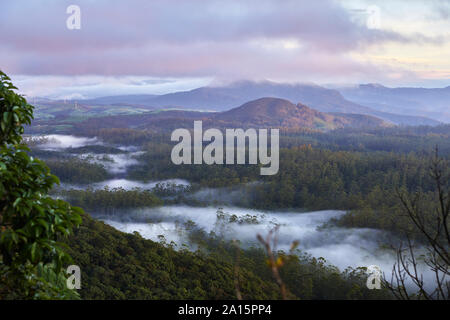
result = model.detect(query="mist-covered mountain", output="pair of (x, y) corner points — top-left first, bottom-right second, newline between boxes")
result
(337, 84), (450, 123)
(78, 80), (441, 126)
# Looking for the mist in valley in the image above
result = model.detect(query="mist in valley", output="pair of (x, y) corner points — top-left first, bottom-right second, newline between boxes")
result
(33, 134), (99, 150)
(95, 205), (437, 291)
(29, 134), (440, 292)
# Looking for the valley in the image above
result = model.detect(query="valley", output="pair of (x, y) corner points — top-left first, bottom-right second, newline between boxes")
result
(25, 124), (449, 297)
(4, 75), (450, 300)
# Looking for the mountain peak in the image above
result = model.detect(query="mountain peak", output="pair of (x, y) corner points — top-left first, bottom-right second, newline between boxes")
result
(215, 97), (385, 130)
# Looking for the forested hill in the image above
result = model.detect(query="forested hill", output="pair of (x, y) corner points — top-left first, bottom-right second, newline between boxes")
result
(62, 213), (391, 300)
(215, 97), (387, 129)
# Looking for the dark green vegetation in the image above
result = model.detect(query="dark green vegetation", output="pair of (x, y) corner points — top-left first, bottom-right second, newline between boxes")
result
(65, 145), (125, 154)
(0, 71), (82, 299)
(62, 188), (163, 214)
(63, 213), (391, 299)
(45, 158), (110, 184)
(280, 125), (450, 155)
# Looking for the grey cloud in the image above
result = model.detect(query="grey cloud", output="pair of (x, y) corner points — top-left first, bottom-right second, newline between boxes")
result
(0, 0), (445, 80)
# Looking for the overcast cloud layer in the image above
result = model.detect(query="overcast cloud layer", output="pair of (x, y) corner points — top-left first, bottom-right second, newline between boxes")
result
(1, 0), (449, 97)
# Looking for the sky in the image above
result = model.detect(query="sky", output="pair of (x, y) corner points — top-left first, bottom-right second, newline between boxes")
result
(0, 0), (449, 99)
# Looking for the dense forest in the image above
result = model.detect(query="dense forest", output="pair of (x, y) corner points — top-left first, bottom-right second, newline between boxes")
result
(29, 124), (450, 241)
(62, 188), (163, 214)
(63, 213), (392, 299)
(126, 138), (448, 240)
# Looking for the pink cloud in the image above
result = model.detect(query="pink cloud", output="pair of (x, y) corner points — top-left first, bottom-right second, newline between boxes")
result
(0, 0), (444, 82)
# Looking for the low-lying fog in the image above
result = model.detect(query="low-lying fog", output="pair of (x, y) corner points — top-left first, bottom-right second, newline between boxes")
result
(78, 153), (143, 174)
(97, 205), (437, 291)
(59, 178), (191, 191)
(93, 178), (190, 190)
(35, 134), (98, 150)
(32, 135), (438, 292)
(96, 206), (416, 276)
(31, 134), (193, 193)
(32, 134), (144, 174)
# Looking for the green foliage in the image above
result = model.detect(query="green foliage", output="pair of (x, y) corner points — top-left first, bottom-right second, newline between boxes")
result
(86, 128), (156, 145)
(65, 145), (125, 154)
(45, 158), (110, 184)
(62, 187), (163, 213)
(0, 261), (79, 300)
(0, 72), (34, 145)
(63, 214), (280, 299)
(63, 214), (392, 300)
(0, 71), (83, 299)
(25, 145), (112, 184)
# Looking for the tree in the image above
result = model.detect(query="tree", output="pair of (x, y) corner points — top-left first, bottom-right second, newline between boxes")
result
(384, 148), (449, 299)
(0, 71), (83, 299)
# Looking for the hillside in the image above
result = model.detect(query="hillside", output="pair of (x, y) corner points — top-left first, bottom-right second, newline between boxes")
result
(214, 97), (388, 130)
(62, 213), (391, 300)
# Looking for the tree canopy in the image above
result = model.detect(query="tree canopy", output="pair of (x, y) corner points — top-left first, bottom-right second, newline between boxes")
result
(0, 71), (82, 299)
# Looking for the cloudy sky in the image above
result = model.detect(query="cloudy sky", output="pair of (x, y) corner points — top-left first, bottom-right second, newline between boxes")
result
(1, 0), (449, 98)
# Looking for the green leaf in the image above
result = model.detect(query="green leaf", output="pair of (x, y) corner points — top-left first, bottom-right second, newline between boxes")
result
(30, 242), (37, 261)
(13, 197), (22, 208)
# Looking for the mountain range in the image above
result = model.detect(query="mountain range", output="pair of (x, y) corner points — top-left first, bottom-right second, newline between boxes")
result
(338, 83), (450, 123)
(70, 80), (443, 126)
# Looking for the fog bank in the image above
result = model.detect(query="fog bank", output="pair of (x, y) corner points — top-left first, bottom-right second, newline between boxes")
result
(36, 134), (98, 150)
(98, 205), (437, 291)
(99, 206), (393, 273)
